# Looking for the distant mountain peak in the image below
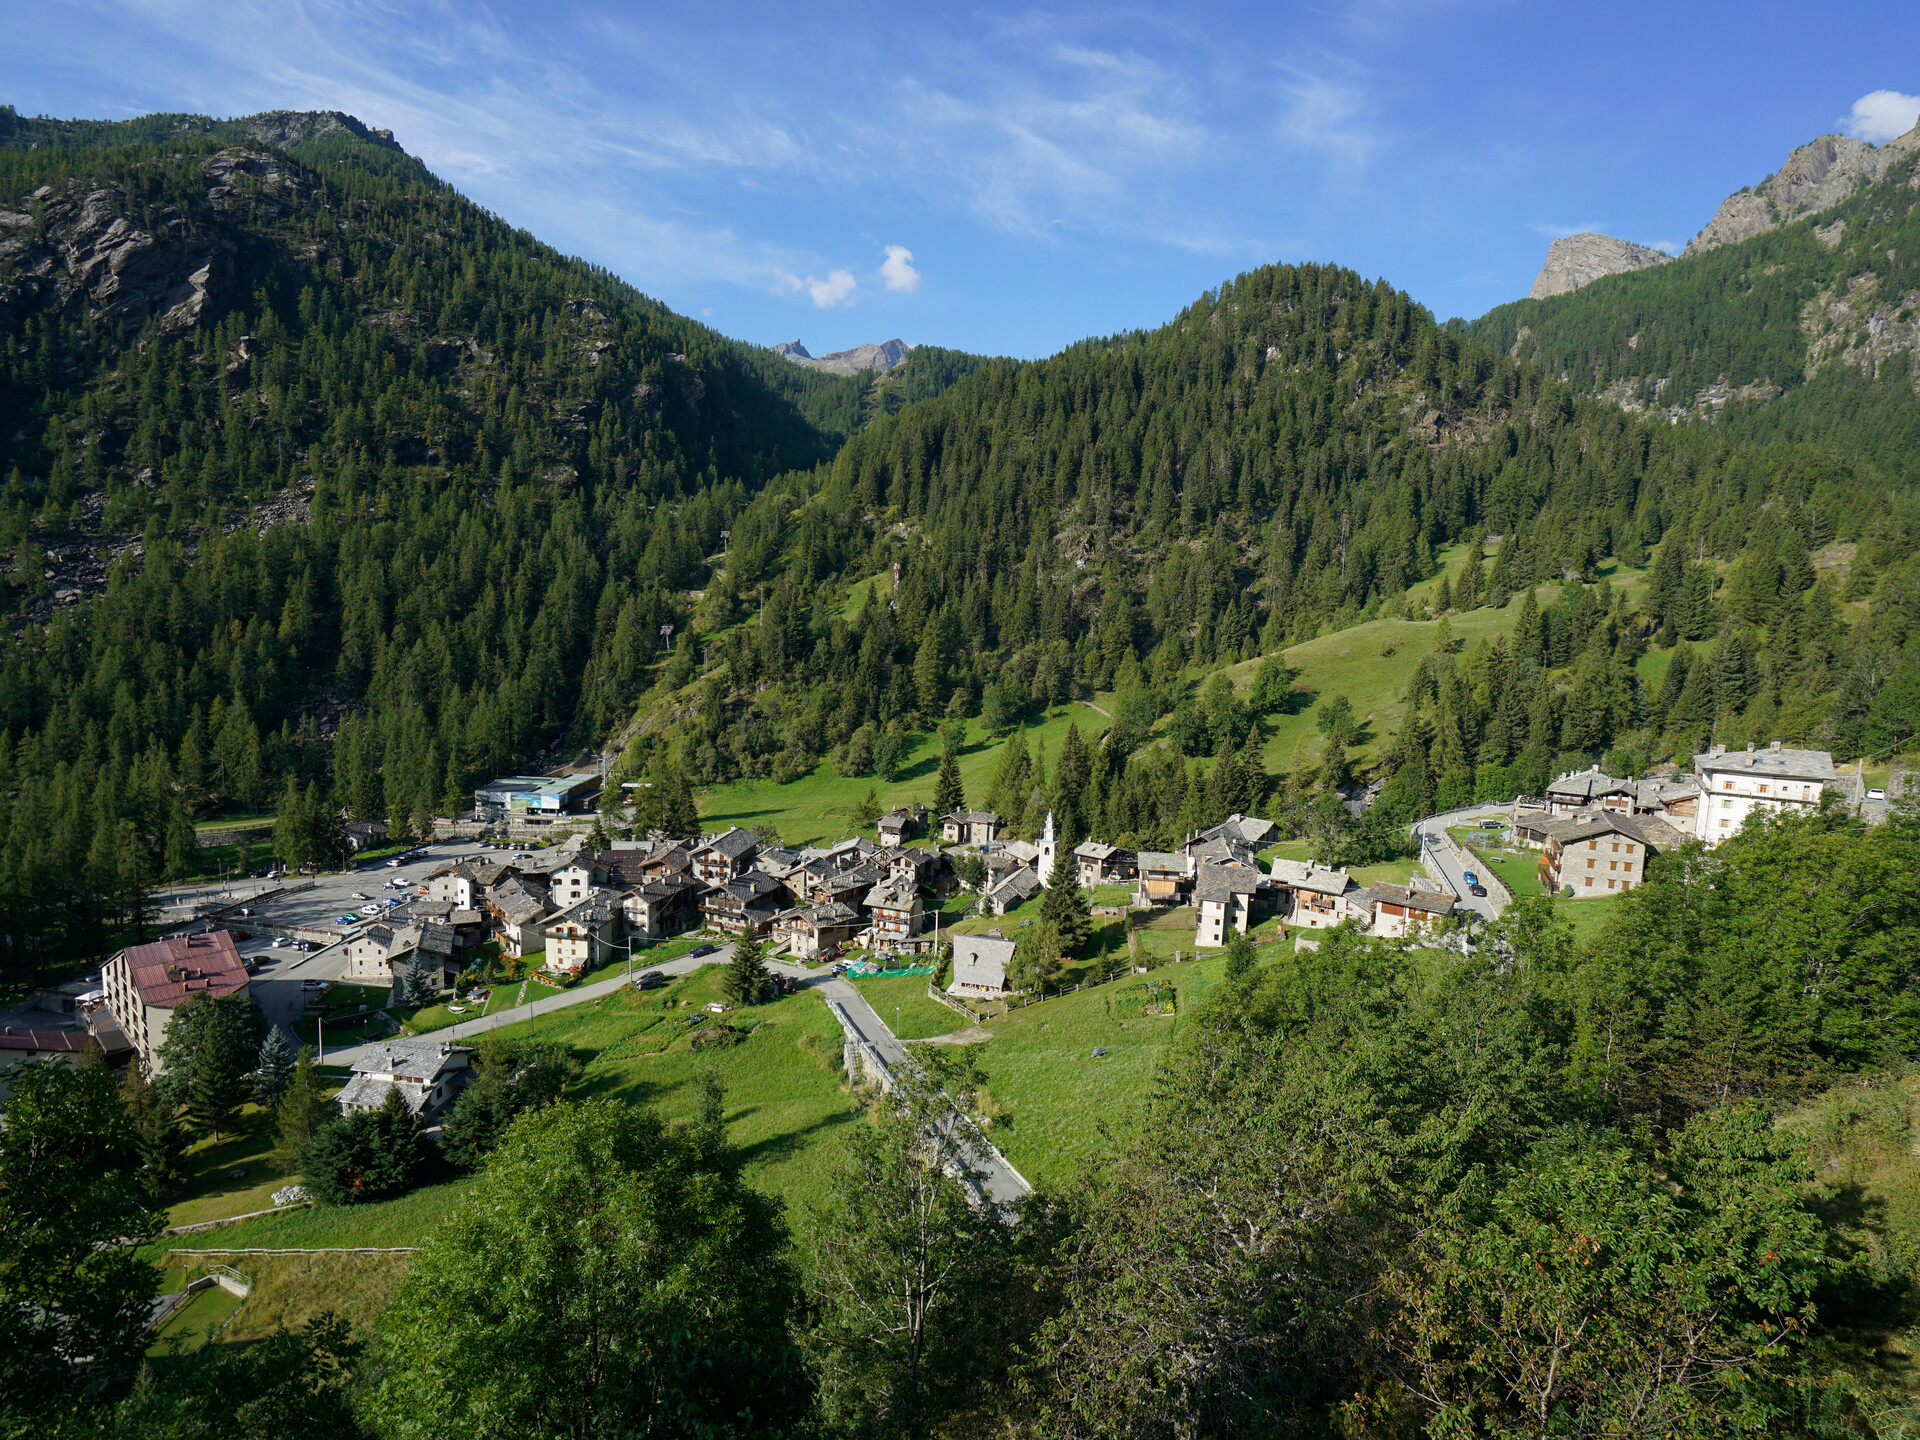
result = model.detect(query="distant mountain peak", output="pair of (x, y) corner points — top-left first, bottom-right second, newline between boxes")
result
(774, 338), (913, 376)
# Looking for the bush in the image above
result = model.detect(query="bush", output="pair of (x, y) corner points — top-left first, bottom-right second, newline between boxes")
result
(299, 1087), (431, 1205)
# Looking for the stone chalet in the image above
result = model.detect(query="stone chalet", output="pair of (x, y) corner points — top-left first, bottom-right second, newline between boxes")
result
(1073, 840), (1135, 887)
(951, 933), (1018, 995)
(861, 876), (928, 954)
(807, 860), (889, 909)
(1544, 766), (1635, 817)
(888, 846), (957, 897)
(345, 921), (457, 991)
(941, 810), (1002, 846)
(1542, 813), (1689, 895)
(1269, 858), (1365, 929)
(701, 871), (788, 937)
(342, 818), (391, 853)
(487, 878), (552, 959)
(1194, 863), (1267, 948)
(102, 930), (250, 1072)
(1367, 883), (1457, 938)
(1134, 851), (1195, 908)
(337, 1040), (474, 1119)
(542, 890), (623, 977)
(772, 902), (862, 959)
(876, 810), (917, 847)
(621, 873), (701, 940)
(981, 864), (1042, 915)
(691, 827), (762, 884)
(1693, 742), (1838, 846)
(1198, 813), (1278, 847)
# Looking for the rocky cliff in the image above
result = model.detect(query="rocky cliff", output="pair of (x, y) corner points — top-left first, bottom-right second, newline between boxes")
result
(1528, 233), (1671, 299)
(0, 148), (309, 335)
(1684, 123), (1920, 255)
(774, 337), (913, 376)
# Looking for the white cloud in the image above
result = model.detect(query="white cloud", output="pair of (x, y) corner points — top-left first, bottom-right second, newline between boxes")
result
(1277, 65), (1378, 170)
(807, 270), (858, 307)
(1531, 221), (1611, 239)
(879, 244), (920, 292)
(1842, 89), (1920, 144)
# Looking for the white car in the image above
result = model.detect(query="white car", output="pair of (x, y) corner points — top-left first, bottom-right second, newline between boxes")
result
(351, 892), (369, 900)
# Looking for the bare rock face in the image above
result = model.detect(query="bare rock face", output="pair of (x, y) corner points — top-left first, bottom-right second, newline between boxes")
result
(1529, 233), (1671, 299)
(1685, 122), (1920, 256)
(0, 147), (308, 335)
(774, 338), (914, 376)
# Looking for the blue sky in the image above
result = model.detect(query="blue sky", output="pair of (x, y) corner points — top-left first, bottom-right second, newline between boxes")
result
(7, 2), (1919, 359)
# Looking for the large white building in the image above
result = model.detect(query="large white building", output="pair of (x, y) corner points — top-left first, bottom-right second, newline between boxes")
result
(1692, 743), (1837, 845)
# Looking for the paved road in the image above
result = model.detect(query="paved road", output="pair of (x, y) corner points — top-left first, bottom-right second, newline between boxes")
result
(1412, 803), (1512, 923)
(811, 972), (1031, 1211)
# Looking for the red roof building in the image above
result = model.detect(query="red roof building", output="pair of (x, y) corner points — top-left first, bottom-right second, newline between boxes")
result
(102, 931), (251, 1071)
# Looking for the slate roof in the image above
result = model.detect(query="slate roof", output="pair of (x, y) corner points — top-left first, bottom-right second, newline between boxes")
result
(349, 1039), (471, 1080)
(1269, 858), (1353, 896)
(987, 867), (1042, 902)
(701, 827), (762, 861)
(863, 878), (921, 912)
(952, 933), (1016, 991)
(1135, 851), (1192, 873)
(1368, 882), (1457, 917)
(1693, 744), (1838, 783)
(1552, 813), (1690, 850)
(1193, 863), (1265, 904)
(1074, 840), (1120, 860)
(1547, 766), (1632, 800)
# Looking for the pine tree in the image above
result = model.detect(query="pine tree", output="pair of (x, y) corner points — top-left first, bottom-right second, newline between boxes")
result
(275, 1047), (333, 1170)
(253, 1026), (297, 1107)
(1038, 868), (1093, 957)
(1053, 722), (1091, 835)
(188, 1031), (246, 1144)
(933, 744), (965, 819)
(722, 936), (769, 1006)
(400, 949), (438, 1008)
(120, 1064), (189, 1202)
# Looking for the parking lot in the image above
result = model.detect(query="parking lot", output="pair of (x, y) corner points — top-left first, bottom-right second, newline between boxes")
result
(214, 838), (497, 1029)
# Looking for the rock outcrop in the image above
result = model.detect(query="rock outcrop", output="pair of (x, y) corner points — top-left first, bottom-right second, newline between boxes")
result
(1684, 122), (1920, 256)
(1529, 233), (1671, 299)
(0, 147), (307, 334)
(774, 338), (913, 376)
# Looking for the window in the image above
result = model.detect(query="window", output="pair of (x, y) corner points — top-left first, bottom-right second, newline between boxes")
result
(1724, 781), (1733, 790)
(1584, 877), (1593, 887)
(1758, 785), (1768, 794)
(1625, 844), (1635, 854)
(1611, 842), (1619, 852)
(1608, 879), (1616, 889)
(1588, 840), (1598, 850)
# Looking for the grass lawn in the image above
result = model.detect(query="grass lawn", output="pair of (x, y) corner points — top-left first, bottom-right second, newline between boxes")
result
(850, 973), (971, 1040)
(166, 1104), (306, 1228)
(973, 952), (1234, 1189)
(150, 1284), (244, 1353)
(143, 1174), (481, 1257)
(192, 813), (275, 834)
(1203, 559), (1651, 775)
(481, 964), (859, 1216)
(158, 1252), (413, 1340)
(696, 703), (1102, 847)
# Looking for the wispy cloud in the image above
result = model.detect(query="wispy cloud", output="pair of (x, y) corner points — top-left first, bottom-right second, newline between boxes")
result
(1531, 222), (1612, 238)
(1842, 89), (1920, 144)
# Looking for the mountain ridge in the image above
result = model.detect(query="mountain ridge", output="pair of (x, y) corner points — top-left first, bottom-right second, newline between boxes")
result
(774, 337), (914, 376)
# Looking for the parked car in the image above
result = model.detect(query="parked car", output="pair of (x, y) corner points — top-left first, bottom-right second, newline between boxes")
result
(1461, 871), (1479, 886)
(688, 944), (718, 958)
(351, 892), (369, 900)
(1469, 883), (1489, 898)
(1480, 818), (1502, 829)
(336, 914), (357, 924)
(271, 937), (286, 948)
(386, 858), (401, 867)
(634, 970), (666, 990)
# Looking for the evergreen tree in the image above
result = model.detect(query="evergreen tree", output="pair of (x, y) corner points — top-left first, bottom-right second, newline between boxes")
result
(399, 949), (439, 1008)
(722, 936), (769, 1006)
(119, 1063), (188, 1202)
(274, 1047), (333, 1171)
(1223, 929), (1256, 981)
(1038, 868), (1093, 958)
(187, 1030), (246, 1144)
(933, 743), (966, 818)
(253, 1026), (297, 1107)
(1008, 920), (1063, 994)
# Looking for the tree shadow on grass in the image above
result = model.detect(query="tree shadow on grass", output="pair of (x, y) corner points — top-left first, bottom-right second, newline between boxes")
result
(734, 1109), (857, 1172)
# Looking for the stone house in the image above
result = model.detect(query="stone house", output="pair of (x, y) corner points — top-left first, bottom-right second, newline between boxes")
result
(940, 810), (1002, 846)
(1193, 864), (1266, 948)
(951, 933), (1017, 995)
(1366, 883), (1457, 937)
(541, 891), (623, 977)
(1692, 742), (1838, 845)
(690, 827), (762, 884)
(1543, 813), (1689, 894)
(336, 1040), (474, 1118)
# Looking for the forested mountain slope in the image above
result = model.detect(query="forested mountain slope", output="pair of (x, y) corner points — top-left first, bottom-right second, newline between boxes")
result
(1469, 127), (1920, 481)
(0, 109), (865, 976)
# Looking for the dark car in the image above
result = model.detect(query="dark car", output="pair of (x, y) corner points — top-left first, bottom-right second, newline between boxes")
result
(634, 970), (666, 990)
(1469, 883), (1489, 898)
(689, 944), (718, 958)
